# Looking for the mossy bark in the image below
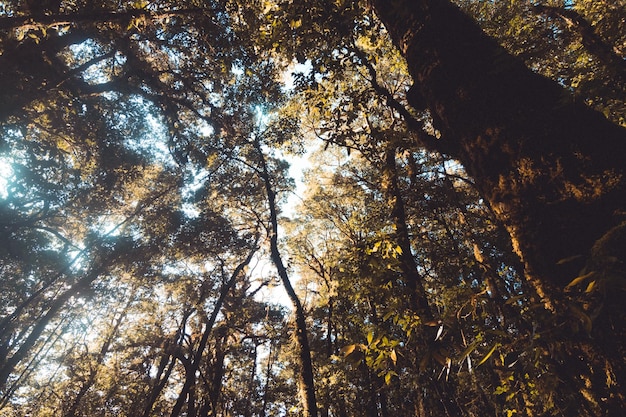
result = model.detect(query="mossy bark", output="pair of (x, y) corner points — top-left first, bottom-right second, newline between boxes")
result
(371, 0), (626, 414)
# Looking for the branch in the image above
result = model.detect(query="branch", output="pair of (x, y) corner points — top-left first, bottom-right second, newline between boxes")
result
(0, 7), (211, 31)
(534, 5), (626, 84)
(351, 44), (452, 154)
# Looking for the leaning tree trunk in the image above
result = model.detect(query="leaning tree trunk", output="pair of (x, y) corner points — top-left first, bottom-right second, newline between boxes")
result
(370, 0), (626, 414)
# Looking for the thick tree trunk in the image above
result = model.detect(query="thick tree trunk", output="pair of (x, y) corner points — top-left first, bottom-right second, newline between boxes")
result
(372, 0), (626, 292)
(371, 0), (626, 414)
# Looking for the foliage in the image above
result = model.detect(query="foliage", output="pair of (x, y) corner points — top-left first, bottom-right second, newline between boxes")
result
(1, 0), (624, 416)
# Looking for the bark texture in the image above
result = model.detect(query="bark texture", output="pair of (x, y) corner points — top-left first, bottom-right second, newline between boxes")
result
(371, 0), (626, 292)
(371, 0), (626, 414)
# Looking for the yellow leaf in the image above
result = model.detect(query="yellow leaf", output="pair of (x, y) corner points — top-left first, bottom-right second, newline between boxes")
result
(390, 349), (397, 365)
(585, 280), (596, 293)
(477, 344), (498, 367)
(384, 372), (392, 385)
(340, 344), (356, 356)
(565, 271), (595, 290)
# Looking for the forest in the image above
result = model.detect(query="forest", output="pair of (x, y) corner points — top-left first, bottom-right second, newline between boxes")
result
(0, 0), (625, 416)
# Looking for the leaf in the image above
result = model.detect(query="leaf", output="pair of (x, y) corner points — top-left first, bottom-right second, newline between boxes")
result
(366, 331), (373, 345)
(340, 344), (356, 356)
(390, 349), (397, 365)
(585, 280), (596, 293)
(477, 344), (498, 367)
(556, 255), (582, 265)
(435, 325), (444, 341)
(505, 295), (525, 305)
(385, 372), (392, 385)
(565, 271), (595, 290)
(458, 342), (478, 362)
(382, 311), (395, 321)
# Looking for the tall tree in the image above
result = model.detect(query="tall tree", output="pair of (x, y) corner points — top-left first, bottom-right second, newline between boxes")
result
(369, 0), (626, 414)
(252, 134), (319, 417)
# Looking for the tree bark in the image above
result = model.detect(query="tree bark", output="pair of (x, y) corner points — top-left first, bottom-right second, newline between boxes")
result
(253, 138), (318, 417)
(370, 0), (626, 414)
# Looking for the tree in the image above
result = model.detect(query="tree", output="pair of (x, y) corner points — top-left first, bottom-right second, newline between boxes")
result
(251, 133), (319, 417)
(2, 1), (625, 415)
(370, 0), (626, 414)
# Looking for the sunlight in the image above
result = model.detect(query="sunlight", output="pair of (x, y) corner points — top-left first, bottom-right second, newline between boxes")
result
(0, 157), (14, 199)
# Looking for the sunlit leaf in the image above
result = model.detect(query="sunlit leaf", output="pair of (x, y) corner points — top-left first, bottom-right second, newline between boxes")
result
(435, 325), (444, 341)
(340, 344), (356, 356)
(477, 344), (499, 367)
(585, 280), (596, 293)
(565, 271), (596, 290)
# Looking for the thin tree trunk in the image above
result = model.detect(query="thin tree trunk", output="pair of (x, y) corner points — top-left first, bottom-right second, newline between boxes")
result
(141, 308), (193, 417)
(533, 5), (626, 85)
(169, 243), (258, 417)
(259, 339), (275, 417)
(253, 137), (318, 417)
(382, 146), (432, 319)
(65, 303), (130, 417)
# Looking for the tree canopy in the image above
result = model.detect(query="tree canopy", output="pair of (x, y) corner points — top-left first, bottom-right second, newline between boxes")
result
(1, 1), (624, 416)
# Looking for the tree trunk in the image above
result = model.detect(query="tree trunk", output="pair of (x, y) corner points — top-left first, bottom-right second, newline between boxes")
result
(371, 0), (626, 414)
(253, 138), (318, 417)
(169, 244), (258, 417)
(65, 305), (129, 417)
(382, 146), (432, 319)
